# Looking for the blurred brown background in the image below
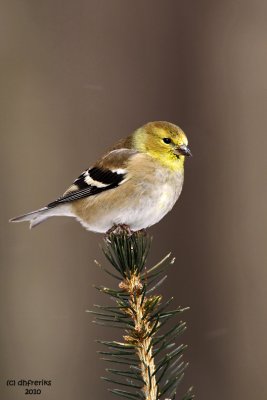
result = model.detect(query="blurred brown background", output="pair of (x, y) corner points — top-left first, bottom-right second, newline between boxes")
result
(1, 1), (267, 399)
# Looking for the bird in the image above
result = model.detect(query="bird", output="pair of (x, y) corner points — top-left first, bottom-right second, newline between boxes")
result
(10, 121), (191, 233)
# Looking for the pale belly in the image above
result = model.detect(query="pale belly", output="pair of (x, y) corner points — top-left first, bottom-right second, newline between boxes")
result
(75, 171), (184, 233)
(113, 183), (181, 230)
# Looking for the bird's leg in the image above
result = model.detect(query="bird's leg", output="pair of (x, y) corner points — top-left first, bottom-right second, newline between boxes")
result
(105, 224), (133, 237)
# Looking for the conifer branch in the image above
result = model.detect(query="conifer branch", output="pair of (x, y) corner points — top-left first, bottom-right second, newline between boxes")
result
(89, 227), (194, 400)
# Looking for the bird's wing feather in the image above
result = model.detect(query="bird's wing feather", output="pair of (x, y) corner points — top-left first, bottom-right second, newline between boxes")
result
(47, 149), (137, 208)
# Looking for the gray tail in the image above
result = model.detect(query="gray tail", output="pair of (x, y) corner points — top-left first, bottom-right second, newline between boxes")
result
(9, 207), (51, 229)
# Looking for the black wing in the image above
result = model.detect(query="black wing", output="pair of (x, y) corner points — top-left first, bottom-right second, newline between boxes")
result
(47, 166), (126, 208)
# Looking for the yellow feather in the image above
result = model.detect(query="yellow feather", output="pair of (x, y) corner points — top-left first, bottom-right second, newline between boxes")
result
(132, 121), (187, 172)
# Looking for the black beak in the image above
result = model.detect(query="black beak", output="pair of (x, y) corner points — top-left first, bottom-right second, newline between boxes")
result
(175, 144), (192, 157)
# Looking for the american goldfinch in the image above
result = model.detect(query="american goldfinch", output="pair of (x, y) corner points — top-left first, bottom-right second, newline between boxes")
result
(10, 121), (191, 232)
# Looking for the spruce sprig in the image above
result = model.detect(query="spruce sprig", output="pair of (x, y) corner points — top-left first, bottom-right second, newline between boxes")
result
(88, 229), (194, 400)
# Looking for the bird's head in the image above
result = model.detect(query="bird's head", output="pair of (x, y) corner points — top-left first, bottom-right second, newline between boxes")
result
(133, 121), (192, 171)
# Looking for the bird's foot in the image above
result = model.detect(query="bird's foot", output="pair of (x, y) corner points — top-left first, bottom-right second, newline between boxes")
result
(106, 224), (133, 237)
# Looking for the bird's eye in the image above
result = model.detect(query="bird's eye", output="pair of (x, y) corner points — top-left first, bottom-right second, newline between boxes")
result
(163, 138), (172, 144)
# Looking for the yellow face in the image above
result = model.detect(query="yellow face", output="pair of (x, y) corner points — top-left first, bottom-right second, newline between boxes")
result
(134, 121), (191, 171)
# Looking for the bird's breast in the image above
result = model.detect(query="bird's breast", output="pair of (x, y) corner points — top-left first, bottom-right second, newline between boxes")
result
(72, 155), (184, 232)
(152, 169), (184, 212)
